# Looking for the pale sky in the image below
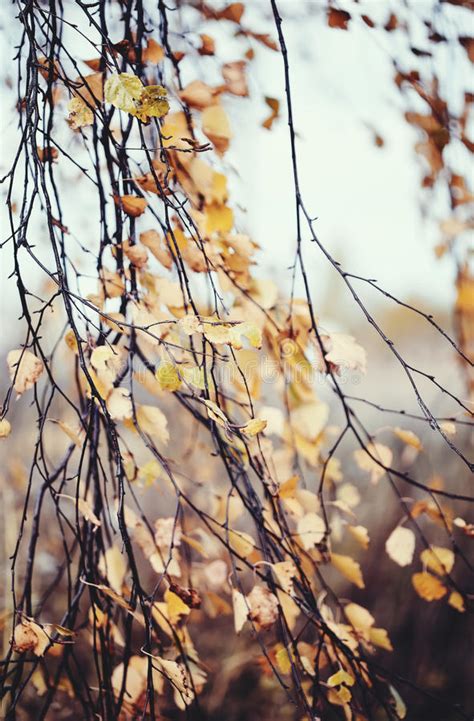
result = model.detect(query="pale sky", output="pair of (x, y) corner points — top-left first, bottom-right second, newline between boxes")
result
(1, 0), (472, 343)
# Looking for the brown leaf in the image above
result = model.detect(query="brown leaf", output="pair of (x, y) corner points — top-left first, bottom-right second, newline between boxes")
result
(328, 8), (351, 30)
(73, 72), (103, 106)
(199, 34), (215, 56)
(144, 38), (164, 64)
(262, 97), (279, 130)
(13, 620), (51, 656)
(460, 37), (474, 63)
(222, 61), (248, 97)
(199, 2), (244, 23)
(113, 194), (148, 217)
(384, 13), (398, 31)
(179, 80), (218, 110)
(169, 583), (202, 609)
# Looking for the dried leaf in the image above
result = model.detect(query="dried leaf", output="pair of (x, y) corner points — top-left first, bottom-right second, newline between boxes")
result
(114, 194), (148, 217)
(67, 96), (93, 129)
(222, 61), (248, 97)
(104, 72), (143, 114)
(99, 546), (127, 593)
(241, 418), (267, 436)
(7, 349), (44, 394)
(13, 620), (50, 657)
(247, 585), (279, 630)
(232, 588), (248, 633)
(144, 38), (164, 64)
(57, 494), (101, 527)
(262, 97), (279, 130)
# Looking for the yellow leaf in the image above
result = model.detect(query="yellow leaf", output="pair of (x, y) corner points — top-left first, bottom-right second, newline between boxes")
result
(81, 579), (140, 620)
(137, 460), (162, 487)
(99, 546), (127, 594)
(151, 655), (192, 702)
(393, 427), (422, 450)
(155, 362), (182, 392)
(64, 329), (79, 353)
(272, 560), (297, 595)
(180, 365), (205, 390)
(227, 529), (254, 558)
(57, 494), (101, 527)
(344, 603), (374, 631)
(104, 72), (143, 114)
(275, 644), (292, 674)
(165, 589), (191, 625)
(385, 526), (415, 567)
(369, 627), (393, 651)
(112, 656), (150, 706)
(241, 418), (267, 436)
(222, 61), (248, 97)
(202, 105), (232, 154)
(327, 669), (355, 687)
(67, 96), (94, 129)
(448, 591), (465, 612)
(134, 85), (169, 121)
(327, 685), (352, 705)
(412, 572), (447, 601)
(389, 684), (407, 719)
(0, 419), (12, 438)
(204, 399), (228, 427)
(420, 546), (455, 575)
(203, 204), (234, 235)
(247, 585), (279, 629)
(348, 525), (370, 549)
(331, 553), (365, 589)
